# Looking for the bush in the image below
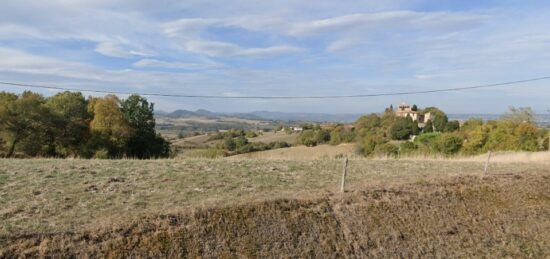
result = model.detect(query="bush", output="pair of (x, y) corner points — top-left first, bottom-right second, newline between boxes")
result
(374, 143), (399, 158)
(399, 141), (418, 155)
(298, 130), (318, 147)
(435, 134), (463, 155)
(315, 130), (331, 144)
(93, 149), (109, 159)
(390, 118), (413, 140)
(223, 137), (236, 151)
(445, 120), (460, 132)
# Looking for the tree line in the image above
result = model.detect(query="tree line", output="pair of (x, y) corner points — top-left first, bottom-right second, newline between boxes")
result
(0, 91), (169, 158)
(297, 105), (549, 157)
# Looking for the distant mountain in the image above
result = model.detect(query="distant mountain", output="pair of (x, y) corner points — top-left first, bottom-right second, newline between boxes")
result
(158, 109), (362, 123)
(249, 111), (362, 123)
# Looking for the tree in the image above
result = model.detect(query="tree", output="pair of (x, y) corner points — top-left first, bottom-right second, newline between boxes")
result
(412, 120), (420, 135)
(298, 130), (317, 147)
(122, 95), (169, 158)
(425, 107), (448, 132)
(502, 106), (536, 124)
(435, 133), (463, 155)
(445, 120), (460, 132)
(390, 117), (413, 140)
(46, 91), (90, 157)
(411, 104), (418, 111)
(354, 113), (381, 131)
(88, 95), (133, 157)
(224, 137), (237, 151)
(315, 129), (331, 144)
(461, 118), (483, 131)
(0, 91), (53, 157)
(423, 120), (433, 133)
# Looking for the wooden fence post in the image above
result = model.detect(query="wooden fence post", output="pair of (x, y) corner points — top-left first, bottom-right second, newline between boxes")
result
(482, 151), (492, 179)
(341, 157), (349, 193)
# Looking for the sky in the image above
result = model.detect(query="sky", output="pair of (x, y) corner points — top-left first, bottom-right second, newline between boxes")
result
(0, 0), (550, 114)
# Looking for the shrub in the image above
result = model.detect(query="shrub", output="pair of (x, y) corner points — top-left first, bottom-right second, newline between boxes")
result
(435, 134), (463, 155)
(315, 130), (331, 144)
(223, 137), (236, 151)
(414, 132), (440, 154)
(298, 130), (318, 147)
(445, 120), (460, 132)
(390, 118), (413, 140)
(374, 143), (399, 158)
(423, 120), (433, 133)
(399, 141), (418, 155)
(93, 149), (109, 159)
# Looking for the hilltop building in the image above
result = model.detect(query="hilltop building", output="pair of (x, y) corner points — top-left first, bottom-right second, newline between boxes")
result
(394, 102), (432, 124)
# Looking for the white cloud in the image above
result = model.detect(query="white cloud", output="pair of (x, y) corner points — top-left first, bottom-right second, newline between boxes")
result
(184, 40), (303, 57)
(94, 42), (152, 59)
(163, 18), (218, 38)
(133, 58), (221, 70)
(289, 11), (418, 36)
(239, 46), (304, 57)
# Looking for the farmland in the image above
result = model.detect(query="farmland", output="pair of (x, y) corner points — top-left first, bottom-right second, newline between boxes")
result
(1, 157), (549, 257)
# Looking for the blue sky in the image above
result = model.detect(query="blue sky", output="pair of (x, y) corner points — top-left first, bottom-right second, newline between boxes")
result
(0, 0), (549, 114)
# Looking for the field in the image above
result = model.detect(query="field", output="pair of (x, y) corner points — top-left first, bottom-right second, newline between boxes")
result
(231, 143), (357, 159)
(1, 157), (549, 257)
(247, 131), (299, 145)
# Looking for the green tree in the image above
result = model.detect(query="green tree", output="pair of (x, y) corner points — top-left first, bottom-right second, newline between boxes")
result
(425, 107), (448, 132)
(445, 120), (460, 132)
(412, 120), (420, 135)
(355, 113), (381, 131)
(315, 129), (331, 144)
(224, 137), (237, 151)
(298, 130), (317, 147)
(122, 95), (169, 158)
(461, 118), (483, 131)
(424, 120), (434, 133)
(390, 117), (413, 140)
(46, 91), (90, 157)
(0, 91), (53, 157)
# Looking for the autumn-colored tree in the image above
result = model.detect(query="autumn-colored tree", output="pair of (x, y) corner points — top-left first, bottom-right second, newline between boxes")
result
(88, 95), (133, 157)
(0, 91), (53, 157)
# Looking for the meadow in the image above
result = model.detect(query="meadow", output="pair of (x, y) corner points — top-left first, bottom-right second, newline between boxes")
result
(1, 156), (549, 257)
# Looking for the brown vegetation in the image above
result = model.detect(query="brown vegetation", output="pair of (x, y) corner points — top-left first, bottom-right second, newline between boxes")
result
(0, 158), (549, 257)
(1, 170), (548, 258)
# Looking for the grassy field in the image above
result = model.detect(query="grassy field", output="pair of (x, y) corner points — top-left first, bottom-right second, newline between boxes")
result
(231, 143), (357, 159)
(247, 131), (299, 144)
(1, 158), (549, 257)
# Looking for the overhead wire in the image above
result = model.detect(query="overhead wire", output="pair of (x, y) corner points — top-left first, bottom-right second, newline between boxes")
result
(0, 76), (548, 99)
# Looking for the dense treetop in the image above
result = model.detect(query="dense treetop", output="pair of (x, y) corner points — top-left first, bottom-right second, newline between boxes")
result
(0, 91), (169, 159)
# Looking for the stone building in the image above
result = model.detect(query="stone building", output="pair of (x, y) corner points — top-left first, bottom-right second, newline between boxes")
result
(395, 102), (432, 124)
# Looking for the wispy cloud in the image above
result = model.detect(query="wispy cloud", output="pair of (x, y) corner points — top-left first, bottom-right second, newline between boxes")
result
(1, 1), (550, 113)
(95, 42), (152, 58)
(132, 58), (221, 70)
(184, 40), (303, 57)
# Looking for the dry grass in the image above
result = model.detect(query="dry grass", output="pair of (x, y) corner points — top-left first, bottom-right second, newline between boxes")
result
(170, 134), (220, 149)
(230, 143), (357, 160)
(0, 158), (549, 257)
(247, 132), (299, 144)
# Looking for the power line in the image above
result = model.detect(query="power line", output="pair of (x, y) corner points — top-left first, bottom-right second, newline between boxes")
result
(0, 76), (549, 99)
